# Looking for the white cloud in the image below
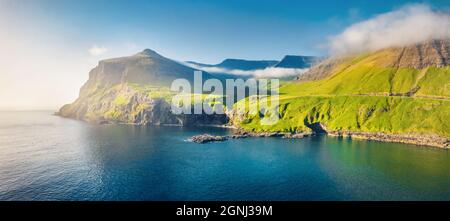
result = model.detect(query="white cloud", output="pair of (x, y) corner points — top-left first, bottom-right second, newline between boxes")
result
(328, 4), (450, 55)
(248, 67), (309, 78)
(88, 45), (108, 56)
(184, 62), (308, 78)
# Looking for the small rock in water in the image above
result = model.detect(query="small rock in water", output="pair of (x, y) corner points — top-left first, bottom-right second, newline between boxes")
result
(191, 134), (227, 143)
(282, 133), (310, 139)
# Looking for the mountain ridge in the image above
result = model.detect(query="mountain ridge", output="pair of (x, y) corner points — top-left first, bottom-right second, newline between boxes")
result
(216, 59), (278, 70)
(186, 59), (279, 70)
(187, 55), (319, 71)
(299, 39), (450, 82)
(275, 55), (320, 69)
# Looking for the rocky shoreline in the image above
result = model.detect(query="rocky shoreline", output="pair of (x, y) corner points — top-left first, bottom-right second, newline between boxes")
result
(327, 131), (449, 149)
(190, 131), (312, 143)
(190, 129), (449, 148)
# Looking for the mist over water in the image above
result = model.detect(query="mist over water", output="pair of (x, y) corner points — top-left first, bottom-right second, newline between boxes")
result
(0, 111), (449, 200)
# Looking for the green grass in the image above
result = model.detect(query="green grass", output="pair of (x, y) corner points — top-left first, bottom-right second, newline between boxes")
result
(233, 50), (450, 137)
(280, 66), (450, 97)
(104, 109), (123, 120)
(113, 95), (129, 105)
(234, 95), (450, 137)
(415, 67), (450, 98)
(128, 83), (175, 101)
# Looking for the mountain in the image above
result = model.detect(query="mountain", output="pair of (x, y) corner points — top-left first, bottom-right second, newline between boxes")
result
(188, 59), (278, 70)
(185, 61), (214, 68)
(295, 39), (450, 96)
(298, 39), (450, 82)
(216, 59), (278, 70)
(186, 56), (318, 80)
(58, 50), (318, 126)
(85, 49), (216, 88)
(58, 49), (227, 125)
(230, 39), (450, 148)
(189, 56), (322, 71)
(184, 60), (251, 80)
(274, 55), (319, 69)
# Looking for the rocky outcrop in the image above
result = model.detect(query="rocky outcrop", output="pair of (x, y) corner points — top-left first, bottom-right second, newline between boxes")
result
(190, 131), (312, 144)
(58, 83), (229, 126)
(328, 131), (449, 149)
(191, 128), (449, 148)
(191, 134), (228, 143)
(296, 56), (347, 81)
(394, 39), (450, 69)
(281, 132), (311, 139)
(233, 129), (313, 138)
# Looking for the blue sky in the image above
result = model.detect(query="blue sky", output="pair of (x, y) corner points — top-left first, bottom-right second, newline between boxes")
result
(3, 0), (448, 63)
(0, 0), (448, 109)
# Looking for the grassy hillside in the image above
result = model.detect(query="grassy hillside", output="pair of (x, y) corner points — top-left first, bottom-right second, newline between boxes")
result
(283, 55), (449, 98)
(233, 95), (449, 137)
(232, 43), (450, 138)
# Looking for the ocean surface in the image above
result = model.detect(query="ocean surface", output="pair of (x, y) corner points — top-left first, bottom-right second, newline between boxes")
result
(0, 111), (449, 200)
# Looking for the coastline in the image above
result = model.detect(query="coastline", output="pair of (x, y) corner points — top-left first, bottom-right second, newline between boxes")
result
(191, 128), (449, 149)
(56, 113), (449, 149)
(55, 112), (236, 128)
(327, 131), (449, 149)
(190, 131), (313, 143)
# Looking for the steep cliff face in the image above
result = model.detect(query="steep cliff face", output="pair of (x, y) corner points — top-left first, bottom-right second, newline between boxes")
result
(298, 39), (450, 81)
(58, 49), (228, 125)
(296, 57), (346, 81)
(59, 84), (173, 124)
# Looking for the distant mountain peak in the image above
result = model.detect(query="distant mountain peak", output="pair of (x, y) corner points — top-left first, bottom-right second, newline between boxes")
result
(136, 48), (165, 59)
(187, 55), (319, 74)
(216, 59), (279, 70)
(275, 55), (320, 69)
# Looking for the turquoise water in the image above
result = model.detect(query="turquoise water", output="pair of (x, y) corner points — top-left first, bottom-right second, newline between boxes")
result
(0, 111), (449, 200)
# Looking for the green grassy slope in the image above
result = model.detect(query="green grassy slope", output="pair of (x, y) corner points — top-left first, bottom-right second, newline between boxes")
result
(232, 48), (450, 138)
(234, 95), (449, 137)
